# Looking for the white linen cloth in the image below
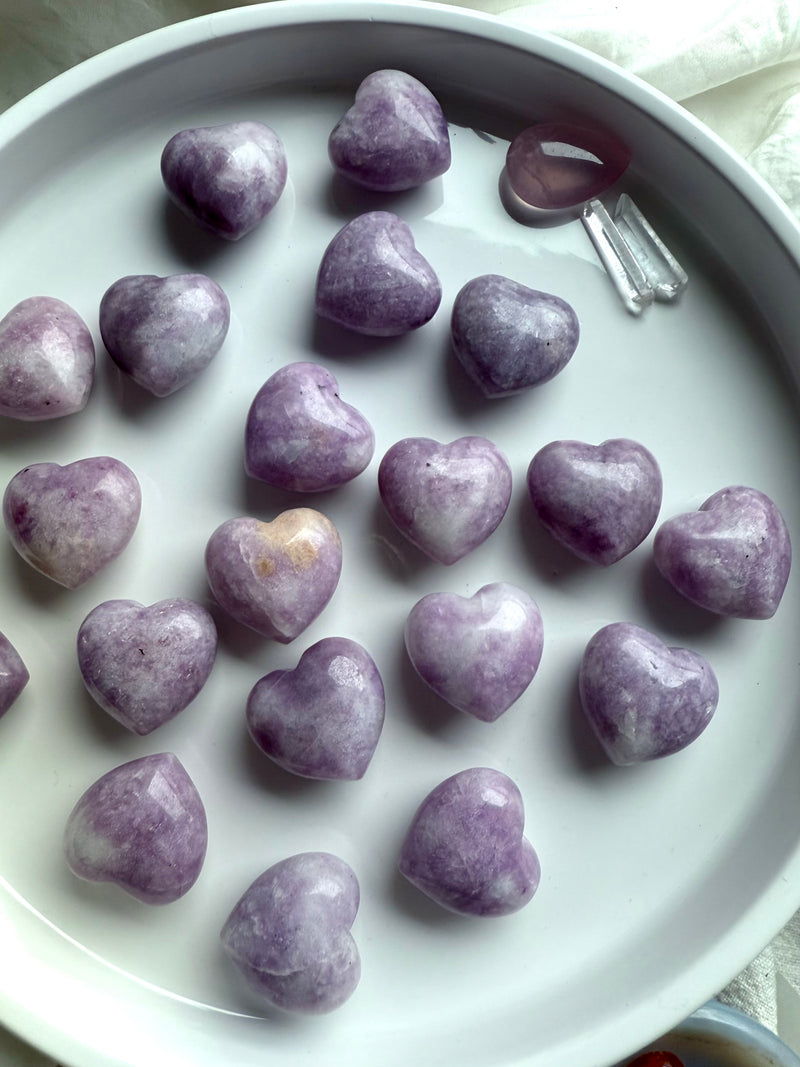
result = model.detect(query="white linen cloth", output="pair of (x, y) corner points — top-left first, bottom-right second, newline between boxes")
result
(0, 0), (799, 1063)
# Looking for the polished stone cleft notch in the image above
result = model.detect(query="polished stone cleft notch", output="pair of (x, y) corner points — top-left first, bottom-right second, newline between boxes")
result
(503, 122), (687, 314)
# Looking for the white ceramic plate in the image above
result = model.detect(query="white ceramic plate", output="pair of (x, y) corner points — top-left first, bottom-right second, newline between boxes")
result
(2, 4), (800, 1066)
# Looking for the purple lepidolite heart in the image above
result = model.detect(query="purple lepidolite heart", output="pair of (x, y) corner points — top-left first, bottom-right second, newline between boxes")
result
(399, 766), (540, 917)
(161, 120), (287, 241)
(451, 275), (579, 397)
(247, 636), (385, 779)
(315, 211), (441, 336)
(378, 435), (512, 564)
(245, 362), (375, 491)
(653, 485), (791, 619)
(77, 598), (218, 735)
(328, 69), (451, 191)
(3, 456), (142, 589)
(99, 273), (230, 396)
(221, 851), (360, 1014)
(578, 622), (719, 765)
(0, 296), (94, 420)
(404, 583), (543, 722)
(0, 631), (29, 719)
(205, 509), (342, 641)
(63, 752), (208, 904)
(527, 438), (662, 565)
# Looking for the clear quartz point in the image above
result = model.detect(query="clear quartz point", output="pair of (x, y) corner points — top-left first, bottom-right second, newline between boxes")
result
(581, 199), (653, 316)
(613, 193), (688, 302)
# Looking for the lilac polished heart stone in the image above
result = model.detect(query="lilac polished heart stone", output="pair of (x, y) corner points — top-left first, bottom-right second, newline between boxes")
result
(328, 69), (451, 191)
(399, 766), (540, 917)
(0, 631), (29, 719)
(64, 752), (208, 904)
(315, 211), (442, 336)
(404, 583), (543, 722)
(505, 122), (631, 212)
(0, 296), (94, 420)
(247, 636), (385, 779)
(77, 598), (218, 735)
(99, 273), (230, 396)
(245, 362), (375, 491)
(205, 509), (342, 641)
(451, 274), (579, 397)
(3, 456), (142, 589)
(527, 438), (663, 565)
(221, 851), (360, 1014)
(160, 120), (287, 240)
(578, 622), (719, 765)
(378, 435), (512, 564)
(653, 485), (792, 619)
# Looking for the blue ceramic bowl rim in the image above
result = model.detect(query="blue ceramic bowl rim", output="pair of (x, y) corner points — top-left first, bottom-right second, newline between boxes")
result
(671, 1000), (800, 1066)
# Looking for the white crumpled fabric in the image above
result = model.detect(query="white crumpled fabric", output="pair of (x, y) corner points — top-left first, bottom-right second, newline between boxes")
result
(1, 0), (800, 1062)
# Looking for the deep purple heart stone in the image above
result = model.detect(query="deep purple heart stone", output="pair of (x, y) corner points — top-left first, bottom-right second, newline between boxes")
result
(315, 211), (441, 336)
(99, 273), (230, 396)
(451, 274), (579, 397)
(505, 122), (631, 211)
(378, 435), (512, 564)
(63, 752), (208, 904)
(579, 622), (719, 765)
(527, 438), (663, 565)
(3, 456), (142, 588)
(221, 851), (360, 1014)
(399, 766), (540, 917)
(244, 362), (375, 491)
(0, 631), (29, 719)
(653, 485), (791, 619)
(328, 69), (451, 191)
(160, 120), (287, 240)
(77, 598), (218, 735)
(404, 583), (543, 721)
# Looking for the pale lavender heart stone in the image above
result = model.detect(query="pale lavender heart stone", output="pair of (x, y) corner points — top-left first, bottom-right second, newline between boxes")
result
(3, 457), (142, 589)
(315, 211), (442, 336)
(405, 583), (543, 722)
(99, 273), (230, 396)
(527, 438), (663, 565)
(399, 766), (540, 917)
(205, 509), (342, 641)
(0, 296), (94, 420)
(63, 752), (208, 904)
(77, 598), (218, 735)
(221, 851), (360, 1014)
(378, 435), (512, 564)
(247, 636), (385, 779)
(0, 632), (29, 719)
(245, 362), (375, 491)
(579, 622), (719, 765)
(451, 275), (579, 397)
(161, 120), (287, 240)
(328, 69), (451, 191)
(653, 485), (792, 619)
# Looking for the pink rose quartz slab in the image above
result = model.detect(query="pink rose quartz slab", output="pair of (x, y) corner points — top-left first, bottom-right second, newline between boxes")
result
(2, 457), (142, 589)
(247, 636), (385, 780)
(378, 435), (512, 564)
(399, 766), (540, 917)
(63, 752), (208, 905)
(205, 509), (342, 641)
(221, 851), (360, 1014)
(77, 598), (218, 735)
(404, 582), (543, 721)
(315, 211), (441, 336)
(579, 622), (719, 765)
(99, 273), (230, 397)
(328, 69), (451, 191)
(527, 438), (663, 565)
(0, 632), (28, 719)
(653, 486), (791, 619)
(0, 296), (94, 420)
(245, 362), (375, 491)
(160, 120), (287, 240)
